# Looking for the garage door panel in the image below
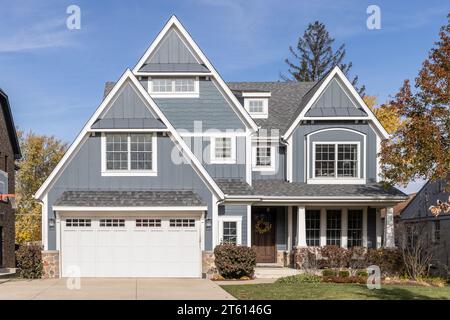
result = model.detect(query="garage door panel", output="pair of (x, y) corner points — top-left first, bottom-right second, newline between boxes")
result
(61, 215), (201, 277)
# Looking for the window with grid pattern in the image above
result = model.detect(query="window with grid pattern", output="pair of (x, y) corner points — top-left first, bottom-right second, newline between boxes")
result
(99, 219), (125, 227)
(222, 221), (237, 244)
(347, 210), (363, 247)
(315, 144), (335, 177)
(214, 137), (232, 160)
(326, 210), (341, 246)
(248, 100), (264, 113)
(256, 142), (271, 167)
(174, 78), (195, 92)
(135, 219), (161, 227)
(169, 219), (195, 228)
(337, 144), (358, 177)
(106, 134), (128, 170)
(306, 210), (321, 246)
(152, 79), (173, 92)
(66, 219), (91, 227)
(151, 78), (196, 93)
(105, 133), (153, 172)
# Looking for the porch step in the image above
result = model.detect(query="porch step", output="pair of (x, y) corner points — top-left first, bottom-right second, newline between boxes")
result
(254, 267), (300, 279)
(0, 268), (17, 279)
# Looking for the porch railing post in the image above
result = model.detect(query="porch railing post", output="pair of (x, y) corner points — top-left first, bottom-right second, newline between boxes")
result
(362, 207), (368, 247)
(320, 208), (326, 246)
(341, 208), (348, 248)
(246, 205), (252, 247)
(297, 206), (307, 247)
(385, 206), (395, 248)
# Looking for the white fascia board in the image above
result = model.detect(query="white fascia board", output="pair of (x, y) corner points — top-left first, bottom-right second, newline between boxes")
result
(135, 72), (213, 77)
(89, 129), (169, 133)
(241, 92), (271, 98)
(223, 196), (407, 203)
(53, 206), (208, 212)
(132, 15), (258, 132)
(282, 66), (389, 140)
(35, 69), (225, 200)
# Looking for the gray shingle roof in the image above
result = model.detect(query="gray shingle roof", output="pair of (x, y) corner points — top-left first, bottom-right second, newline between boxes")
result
(226, 82), (316, 134)
(54, 190), (206, 207)
(215, 178), (407, 199)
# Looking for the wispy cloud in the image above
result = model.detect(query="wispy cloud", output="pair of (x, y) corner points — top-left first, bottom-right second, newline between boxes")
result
(0, 17), (75, 53)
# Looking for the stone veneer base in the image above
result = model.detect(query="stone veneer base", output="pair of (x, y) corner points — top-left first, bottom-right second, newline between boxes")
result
(41, 250), (60, 279)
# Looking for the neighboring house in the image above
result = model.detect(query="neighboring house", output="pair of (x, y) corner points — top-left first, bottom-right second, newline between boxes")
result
(35, 16), (407, 278)
(400, 179), (450, 270)
(0, 89), (21, 269)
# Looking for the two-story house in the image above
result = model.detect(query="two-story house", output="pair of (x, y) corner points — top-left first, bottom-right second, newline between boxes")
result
(35, 16), (407, 278)
(0, 89), (21, 270)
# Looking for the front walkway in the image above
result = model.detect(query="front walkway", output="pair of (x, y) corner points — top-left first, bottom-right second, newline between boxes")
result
(0, 278), (235, 300)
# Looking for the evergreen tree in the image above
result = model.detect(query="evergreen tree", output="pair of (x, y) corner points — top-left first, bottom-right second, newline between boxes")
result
(284, 21), (365, 95)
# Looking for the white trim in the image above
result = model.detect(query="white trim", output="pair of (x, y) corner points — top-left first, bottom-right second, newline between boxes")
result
(320, 208), (327, 246)
(245, 131), (252, 185)
(244, 98), (268, 119)
(34, 70), (225, 200)
(40, 194), (48, 250)
(297, 206), (306, 247)
(311, 140), (363, 183)
(100, 132), (158, 177)
(218, 215), (242, 245)
(303, 117), (370, 121)
(53, 206), (208, 212)
(252, 141), (276, 172)
(201, 211), (206, 251)
(341, 208), (348, 248)
(362, 207), (368, 247)
(286, 136), (293, 182)
(55, 211), (61, 251)
(282, 66), (389, 140)
(376, 133), (381, 182)
(147, 76), (200, 98)
(210, 136), (236, 164)
(376, 208), (382, 248)
(137, 72), (212, 77)
(212, 194), (219, 248)
(89, 129), (169, 133)
(180, 131), (247, 137)
(246, 205), (252, 247)
(287, 206), (293, 250)
(132, 15), (258, 131)
(241, 92), (271, 98)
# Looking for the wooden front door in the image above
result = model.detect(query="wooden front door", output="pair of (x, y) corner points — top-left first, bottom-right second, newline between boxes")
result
(252, 208), (276, 263)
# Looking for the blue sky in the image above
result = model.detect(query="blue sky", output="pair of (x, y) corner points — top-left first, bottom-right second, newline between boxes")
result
(0, 0), (448, 193)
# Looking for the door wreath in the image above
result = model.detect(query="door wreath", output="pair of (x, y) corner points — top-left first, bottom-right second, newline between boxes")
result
(255, 218), (272, 234)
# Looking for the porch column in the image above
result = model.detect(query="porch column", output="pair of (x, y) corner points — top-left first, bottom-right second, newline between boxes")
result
(376, 208), (382, 248)
(246, 205), (252, 247)
(341, 208), (348, 248)
(287, 206), (293, 250)
(320, 208), (327, 246)
(384, 206), (395, 248)
(297, 206), (307, 247)
(362, 207), (368, 247)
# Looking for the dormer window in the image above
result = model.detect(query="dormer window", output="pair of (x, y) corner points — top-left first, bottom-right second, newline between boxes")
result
(242, 92), (270, 119)
(148, 77), (199, 98)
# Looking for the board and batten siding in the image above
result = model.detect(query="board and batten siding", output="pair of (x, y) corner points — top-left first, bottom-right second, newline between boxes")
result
(45, 133), (214, 250)
(292, 122), (378, 183)
(252, 145), (286, 180)
(219, 205), (248, 245)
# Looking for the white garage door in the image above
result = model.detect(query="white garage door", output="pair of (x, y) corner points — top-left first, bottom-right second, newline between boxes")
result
(61, 215), (201, 277)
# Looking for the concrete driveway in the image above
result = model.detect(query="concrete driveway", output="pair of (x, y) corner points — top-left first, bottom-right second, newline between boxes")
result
(0, 278), (235, 300)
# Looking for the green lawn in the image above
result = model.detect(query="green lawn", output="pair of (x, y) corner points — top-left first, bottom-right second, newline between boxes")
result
(221, 283), (450, 300)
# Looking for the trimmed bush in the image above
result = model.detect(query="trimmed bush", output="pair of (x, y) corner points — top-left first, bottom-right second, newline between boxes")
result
(366, 248), (404, 277)
(320, 246), (350, 269)
(339, 270), (350, 278)
(323, 276), (367, 284)
(214, 244), (257, 279)
(322, 268), (338, 277)
(16, 244), (43, 279)
(276, 273), (322, 284)
(356, 270), (369, 277)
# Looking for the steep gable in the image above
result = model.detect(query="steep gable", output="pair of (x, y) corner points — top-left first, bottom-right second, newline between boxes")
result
(306, 77), (367, 117)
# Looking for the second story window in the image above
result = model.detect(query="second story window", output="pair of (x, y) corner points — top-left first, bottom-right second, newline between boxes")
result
(102, 133), (157, 176)
(252, 140), (275, 171)
(149, 77), (199, 97)
(244, 98), (268, 118)
(314, 143), (359, 179)
(211, 137), (236, 164)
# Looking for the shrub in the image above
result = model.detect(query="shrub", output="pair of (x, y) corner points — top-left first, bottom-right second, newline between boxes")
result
(323, 276), (367, 284)
(356, 270), (369, 277)
(320, 246), (350, 269)
(366, 248), (404, 277)
(339, 270), (350, 278)
(15, 244), (43, 279)
(322, 268), (338, 277)
(214, 244), (257, 279)
(276, 273), (322, 284)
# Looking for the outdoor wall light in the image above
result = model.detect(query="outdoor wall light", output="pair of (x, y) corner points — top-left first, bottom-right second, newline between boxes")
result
(49, 218), (56, 229)
(205, 218), (212, 229)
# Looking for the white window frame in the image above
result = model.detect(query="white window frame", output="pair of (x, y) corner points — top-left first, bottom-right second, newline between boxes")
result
(101, 132), (158, 176)
(311, 141), (363, 184)
(148, 77), (199, 98)
(210, 136), (236, 164)
(252, 141), (275, 171)
(244, 98), (268, 118)
(218, 216), (242, 245)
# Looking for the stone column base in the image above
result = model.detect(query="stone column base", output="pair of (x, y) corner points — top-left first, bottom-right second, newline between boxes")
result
(202, 251), (217, 279)
(41, 250), (60, 279)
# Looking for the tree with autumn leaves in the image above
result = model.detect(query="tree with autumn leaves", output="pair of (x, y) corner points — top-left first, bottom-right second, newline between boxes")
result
(379, 15), (449, 188)
(15, 131), (66, 243)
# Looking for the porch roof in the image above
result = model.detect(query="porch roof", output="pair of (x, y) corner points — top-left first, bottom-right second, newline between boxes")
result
(215, 179), (407, 201)
(53, 190), (206, 208)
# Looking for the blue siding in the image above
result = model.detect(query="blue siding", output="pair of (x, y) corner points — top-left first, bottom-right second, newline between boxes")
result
(292, 123), (378, 183)
(253, 145), (286, 180)
(46, 133), (214, 250)
(154, 79), (246, 131)
(219, 205), (248, 245)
